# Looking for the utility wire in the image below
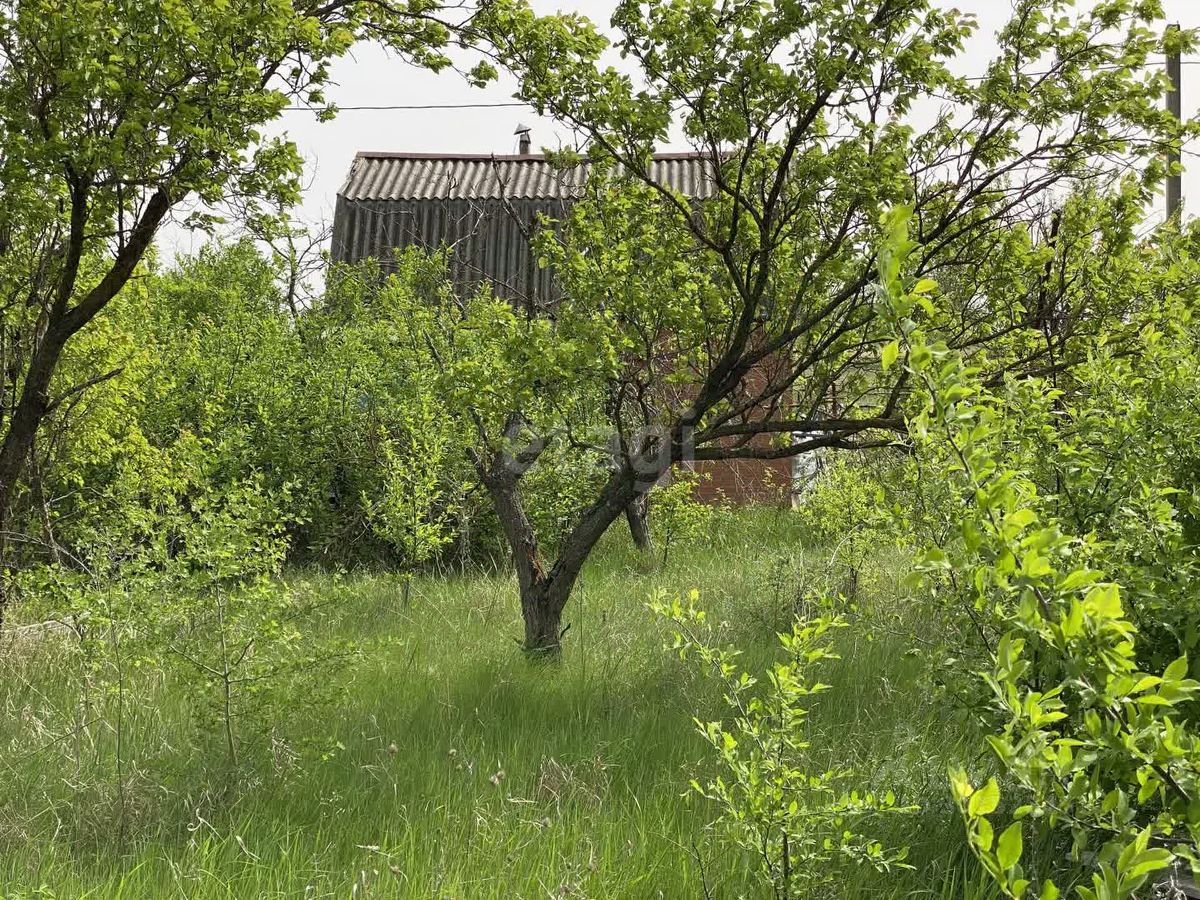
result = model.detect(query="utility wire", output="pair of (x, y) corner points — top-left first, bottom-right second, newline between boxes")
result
(285, 60), (1200, 113)
(283, 100), (527, 111)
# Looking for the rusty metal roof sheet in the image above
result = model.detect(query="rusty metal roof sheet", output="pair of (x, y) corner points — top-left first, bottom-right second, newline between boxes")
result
(338, 151), (715, 201)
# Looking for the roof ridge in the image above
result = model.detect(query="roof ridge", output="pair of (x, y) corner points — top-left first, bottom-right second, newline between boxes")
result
(337, 152), (714, 201)
(352, 150), (710, 161)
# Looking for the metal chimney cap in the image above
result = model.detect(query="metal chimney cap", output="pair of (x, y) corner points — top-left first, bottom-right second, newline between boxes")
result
(514, 123), (531, 135)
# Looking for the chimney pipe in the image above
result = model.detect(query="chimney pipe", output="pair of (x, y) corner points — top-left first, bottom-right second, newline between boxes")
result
(515, 123), (532, 155)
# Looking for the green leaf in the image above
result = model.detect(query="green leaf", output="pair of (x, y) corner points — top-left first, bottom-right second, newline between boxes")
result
(949, 768), (974, 801)
(882, 340), (900, 371)
(1164, 656), (1189, 682)
(969, 778), (1000, 817)
(975, 816), (994, 853)
(1006, 508), (1037, 530)
(1083, 584), (1123, 619)
(997, 822), (1023, 871)
(1021, 551), (1052, 579)
(1123, 848), (1172, 881)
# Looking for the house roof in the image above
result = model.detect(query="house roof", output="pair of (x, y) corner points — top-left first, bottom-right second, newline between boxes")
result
(337, 151), (715, 202)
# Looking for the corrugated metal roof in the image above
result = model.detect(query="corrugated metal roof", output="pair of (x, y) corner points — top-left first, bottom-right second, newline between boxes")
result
(331, 195), (566, 304)
(338, 151), (715, 201)
(331, 151), (717, 305)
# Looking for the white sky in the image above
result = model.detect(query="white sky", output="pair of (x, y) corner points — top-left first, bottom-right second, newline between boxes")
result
(161, 0), (1200, 259)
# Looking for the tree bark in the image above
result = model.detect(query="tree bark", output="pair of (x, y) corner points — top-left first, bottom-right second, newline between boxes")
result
(0, 187), (171, 627)
(521, 581), (567, 654)
(0, 325), (69, 625)
(624, 495), (653, 554)
(482, 468), (579, 655)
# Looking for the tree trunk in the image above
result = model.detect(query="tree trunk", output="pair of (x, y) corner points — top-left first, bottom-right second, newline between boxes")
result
(624, 495), (653, 554)
(0, 326), (68, 626)
(482, 457), (651, 655)
(481, 467), (556, 653)
(0, 187), (171, 629)
(521, 581), (567, 655)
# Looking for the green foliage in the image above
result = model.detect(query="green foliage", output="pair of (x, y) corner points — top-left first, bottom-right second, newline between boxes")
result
(1023, 311), (1200, 677)
(517, 451), (610, 557)
(796, 454), (904, 598)
(19, 478), (355, 773)
(480, 0), (1196, 424)
(21, 243), (474, 571)
(362, 428), (455, 576)
(649, 470), (717, 566)
(0, 0), (467, 234)
(141, 484), (357, 768)
(0, 0), (479, 616)
(440, 0), (1200, 642)
(887, 194), (1200, 717)
(319, 249), (613, 562)
(651, 589), (914, 898)
(298, 253), (477, 565)
(879, 207), (1200, 898)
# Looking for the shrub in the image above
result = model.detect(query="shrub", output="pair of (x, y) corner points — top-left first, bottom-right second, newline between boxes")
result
(880, 206), (1200, 898)
(15, 478), (357, 796)
(795, 453), (906, 599)
(650, 470), (718, 566)
(651, 590), (913, 898)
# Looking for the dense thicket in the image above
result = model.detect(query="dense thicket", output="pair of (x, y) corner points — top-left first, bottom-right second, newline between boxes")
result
(8, 242), (618, 578)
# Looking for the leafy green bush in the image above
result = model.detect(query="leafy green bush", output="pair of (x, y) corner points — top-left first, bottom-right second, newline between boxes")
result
(795, 453), (905, 599)
(883, 197), (1200, 729)
(16, 243), (485, 573)
(16, 478), (358, 791)
(880, 206), (1200, 899)
(650, 470), (718, 566)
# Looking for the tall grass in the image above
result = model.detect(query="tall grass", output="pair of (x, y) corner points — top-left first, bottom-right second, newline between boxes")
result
(0, 509), (991, 898)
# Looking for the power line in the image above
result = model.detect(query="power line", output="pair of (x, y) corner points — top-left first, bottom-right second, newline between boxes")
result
(954, 58), (1200, 83)
(285, 60), (1200, 113)
(283, 100), (528, 111)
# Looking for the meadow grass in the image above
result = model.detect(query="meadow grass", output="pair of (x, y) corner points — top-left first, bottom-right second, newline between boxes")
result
(0, 509), (994, 898)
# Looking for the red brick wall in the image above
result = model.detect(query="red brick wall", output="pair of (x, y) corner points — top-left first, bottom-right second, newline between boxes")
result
(687, 458), (792, 506)
(651, 336), (796, 507)
(687, 346), (794, 507)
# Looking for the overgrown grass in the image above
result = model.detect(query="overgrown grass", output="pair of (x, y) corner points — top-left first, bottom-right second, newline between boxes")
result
(0, 509), (993, 898)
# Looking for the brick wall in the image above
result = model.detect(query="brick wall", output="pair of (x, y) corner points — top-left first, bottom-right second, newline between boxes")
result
(689, 458), (792, 506)
(685, 345), (795, 507)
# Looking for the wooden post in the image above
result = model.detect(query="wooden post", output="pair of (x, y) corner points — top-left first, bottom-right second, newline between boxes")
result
(1168, 23), (1183, 221)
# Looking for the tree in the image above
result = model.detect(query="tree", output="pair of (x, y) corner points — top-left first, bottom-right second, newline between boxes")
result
(437, 0), (1193, 652)
(0, 0), (476, 621)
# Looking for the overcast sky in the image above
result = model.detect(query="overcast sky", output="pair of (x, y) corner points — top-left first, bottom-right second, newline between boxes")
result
(162, 0), (1200, 259)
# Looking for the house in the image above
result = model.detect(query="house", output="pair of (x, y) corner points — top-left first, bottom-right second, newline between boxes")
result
(330, 143), (796, 505)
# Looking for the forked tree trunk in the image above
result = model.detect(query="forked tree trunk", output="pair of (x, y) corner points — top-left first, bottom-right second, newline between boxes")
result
(482, 458), (649, 655)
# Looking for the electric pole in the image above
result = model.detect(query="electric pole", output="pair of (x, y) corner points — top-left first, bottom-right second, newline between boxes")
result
(1168, 23), (1183, 221)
